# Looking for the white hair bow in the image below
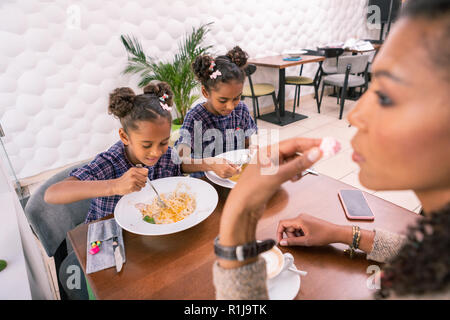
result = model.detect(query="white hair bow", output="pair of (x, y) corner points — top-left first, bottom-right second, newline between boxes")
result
(210, 69), (222, 79)
(160, 102), (172, 111)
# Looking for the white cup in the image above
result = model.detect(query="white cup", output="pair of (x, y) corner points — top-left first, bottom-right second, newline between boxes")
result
(260, 246), (289, 279)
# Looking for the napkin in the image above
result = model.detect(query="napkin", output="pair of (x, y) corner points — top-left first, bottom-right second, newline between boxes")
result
(283, 57), (302, 61)
(86, 218), (126, 274)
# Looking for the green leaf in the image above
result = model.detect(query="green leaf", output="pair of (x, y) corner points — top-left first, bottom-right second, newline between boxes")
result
(120, 22), (213, 124)
(0, 260), (7, 272)
(143, 216), (156, 224)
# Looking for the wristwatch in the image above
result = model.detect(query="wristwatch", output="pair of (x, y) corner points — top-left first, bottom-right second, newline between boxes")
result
(214, 237), (276, 261)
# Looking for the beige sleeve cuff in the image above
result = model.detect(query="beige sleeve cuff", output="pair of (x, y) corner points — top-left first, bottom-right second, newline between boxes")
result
(213, 258), (269, 300)
(366, 228), (408, 263)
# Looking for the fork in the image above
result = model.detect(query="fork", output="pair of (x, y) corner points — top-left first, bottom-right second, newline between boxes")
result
(136, 164), (168, 208)
(236, 153), (250, 170)
(236, 148), (257, 170)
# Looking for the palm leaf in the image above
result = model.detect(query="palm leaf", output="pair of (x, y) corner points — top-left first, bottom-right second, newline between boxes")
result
(120, 23), (213, 123)
(175, 22), (213, 63)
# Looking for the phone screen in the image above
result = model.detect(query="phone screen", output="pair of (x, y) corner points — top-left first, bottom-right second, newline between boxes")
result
(339, 190), (374, 218)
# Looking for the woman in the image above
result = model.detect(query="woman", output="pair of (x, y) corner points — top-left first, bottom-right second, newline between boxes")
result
(213, 0), (450, 299)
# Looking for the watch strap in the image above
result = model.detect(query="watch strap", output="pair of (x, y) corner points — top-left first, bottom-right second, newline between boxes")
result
(214, 237), (276, 261)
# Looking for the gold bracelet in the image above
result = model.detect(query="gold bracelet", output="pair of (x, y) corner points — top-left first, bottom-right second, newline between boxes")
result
(344, 226), (360, 259)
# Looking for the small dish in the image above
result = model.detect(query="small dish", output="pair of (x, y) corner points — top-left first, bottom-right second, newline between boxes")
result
(267, 263), (301, 300)
(205, 149), (251, 188)
(282, 49), (308, 57)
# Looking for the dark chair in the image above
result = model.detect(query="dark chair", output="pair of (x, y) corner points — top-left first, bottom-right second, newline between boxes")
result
(318, 54), (370, 119)
(285, 63), (322, 115)
(242, 64), (280, 124)
(24, 162), (90, 300)
(318, 47), (345, 76)
(316, 48), (345, 101)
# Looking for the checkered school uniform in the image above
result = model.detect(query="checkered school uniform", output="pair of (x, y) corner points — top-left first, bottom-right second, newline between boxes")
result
(174, 101), (257, 177)
(70, 141), (182, 223)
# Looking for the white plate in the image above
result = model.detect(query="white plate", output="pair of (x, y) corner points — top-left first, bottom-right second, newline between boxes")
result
(267, 264), (301, 300)
(282, 49), (308, 57)
(114, 176), (218, 236)
(204, 149), (250, 189)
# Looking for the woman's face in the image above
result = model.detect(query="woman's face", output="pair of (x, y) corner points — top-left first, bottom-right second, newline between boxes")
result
(348, 18), (450, 192)
(120, 118), (171, 167)
(202, 80), (244, 116)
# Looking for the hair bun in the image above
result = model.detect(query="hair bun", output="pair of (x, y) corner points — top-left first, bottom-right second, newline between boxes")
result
(143, 81), (174, 107)
(108, 87), (136, 118)
(226, 46), (248, 68)
(192, 55), (214, 83)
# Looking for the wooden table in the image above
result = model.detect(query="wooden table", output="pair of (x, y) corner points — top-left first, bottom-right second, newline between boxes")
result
(247, 55), (325, 126)
(68, 174), (419, 300)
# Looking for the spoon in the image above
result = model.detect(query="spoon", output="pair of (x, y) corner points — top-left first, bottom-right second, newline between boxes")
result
(282, 253), (308, 276)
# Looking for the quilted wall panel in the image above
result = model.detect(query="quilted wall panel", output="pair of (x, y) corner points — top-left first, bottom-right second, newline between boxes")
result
(0, 0), (378, 179)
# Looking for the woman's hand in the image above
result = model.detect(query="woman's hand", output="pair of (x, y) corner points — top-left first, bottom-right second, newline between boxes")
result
(277, 213), (342, 247)
(112, 167), (148, 195)
(277, 213), (376, 253)
(219, 138), (323, 247)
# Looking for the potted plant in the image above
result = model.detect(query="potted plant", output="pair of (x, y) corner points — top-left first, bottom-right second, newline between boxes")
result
(121, 23), (212, 127)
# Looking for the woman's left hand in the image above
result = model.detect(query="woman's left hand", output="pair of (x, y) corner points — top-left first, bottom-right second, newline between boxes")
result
(219, 137), (323, 248)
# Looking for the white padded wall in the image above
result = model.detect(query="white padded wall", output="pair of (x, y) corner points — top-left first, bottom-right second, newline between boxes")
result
(0, 0), (377, 179)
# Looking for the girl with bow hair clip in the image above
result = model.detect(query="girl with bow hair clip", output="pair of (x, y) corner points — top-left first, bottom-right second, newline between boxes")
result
(175, 46), (258, 179)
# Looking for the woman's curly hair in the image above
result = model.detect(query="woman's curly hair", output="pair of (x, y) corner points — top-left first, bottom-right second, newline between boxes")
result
(108, 81), (173, 132)
(192, 46), (249, 91)
(376, 203), (450, 298)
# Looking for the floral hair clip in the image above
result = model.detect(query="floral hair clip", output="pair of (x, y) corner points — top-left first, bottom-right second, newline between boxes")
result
(159, 93), (172, 111)
(159, 93), (169, 102)
(209, 61), (216, 71)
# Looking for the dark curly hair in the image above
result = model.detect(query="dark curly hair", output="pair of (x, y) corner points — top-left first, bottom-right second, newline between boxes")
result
(376, 203), (450, 299)
(108, 81), (173, 133)
(192, 46), (249, 92)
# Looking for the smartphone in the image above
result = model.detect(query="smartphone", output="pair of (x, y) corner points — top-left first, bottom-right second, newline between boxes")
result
(338, 189), (374, 220)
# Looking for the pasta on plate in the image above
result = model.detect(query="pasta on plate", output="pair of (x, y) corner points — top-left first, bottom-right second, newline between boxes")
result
(135, 183), (196, 224)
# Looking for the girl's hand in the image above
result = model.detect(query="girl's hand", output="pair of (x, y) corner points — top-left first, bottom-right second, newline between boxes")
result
(112, 167), (148, 195)
(277, 213), (341, 247)
(210, 160), (240, 179)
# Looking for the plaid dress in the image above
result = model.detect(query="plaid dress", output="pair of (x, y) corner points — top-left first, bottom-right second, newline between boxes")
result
(70, 141), (182, 223)
(174, 101), (257, 177)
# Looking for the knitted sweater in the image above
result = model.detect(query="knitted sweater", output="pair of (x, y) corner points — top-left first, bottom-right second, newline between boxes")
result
(212, 228), (449, 299)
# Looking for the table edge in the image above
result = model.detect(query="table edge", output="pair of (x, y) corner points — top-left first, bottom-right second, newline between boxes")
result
(248, 55), (325, 69)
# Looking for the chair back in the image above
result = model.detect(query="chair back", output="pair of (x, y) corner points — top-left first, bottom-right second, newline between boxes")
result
(318, 47), (344, 58)
(243, 64), (257, 97)
(24, 162), (90, 257)
(336, 55), (370, 74)
(244, 64), (256, 77)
